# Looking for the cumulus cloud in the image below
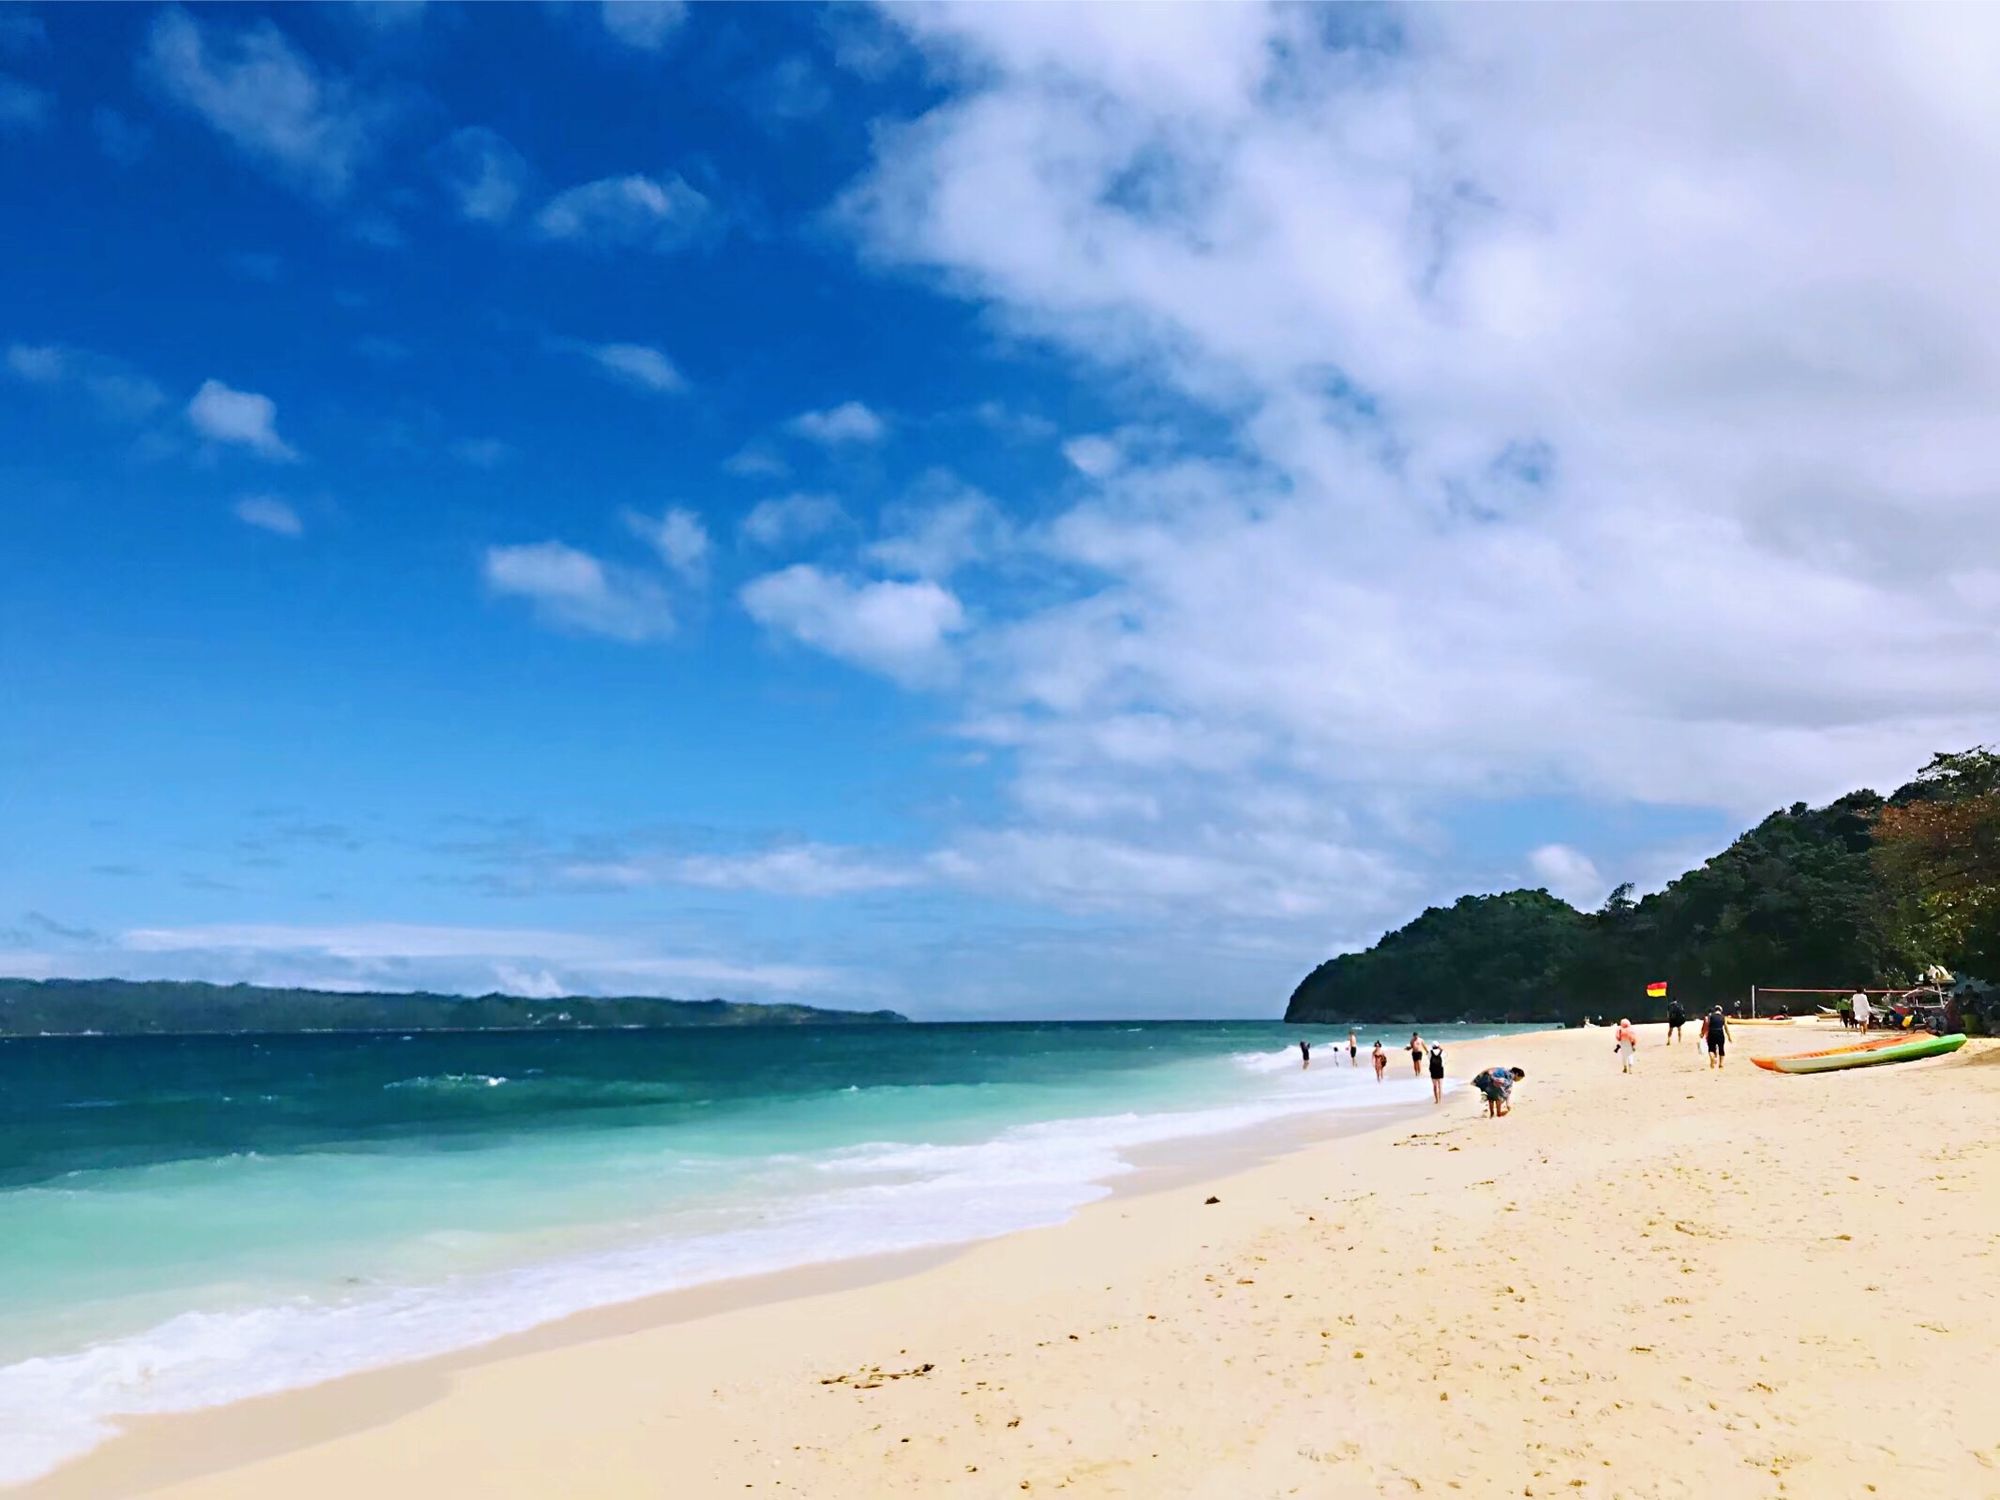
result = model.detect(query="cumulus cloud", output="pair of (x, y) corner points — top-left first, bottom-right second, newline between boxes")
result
(483, 540), (674, 641)
(1526, 844), (1604, 910)
(535, 172), (715, 253)
(622, 505), (710, 581)
(187, 378), (298, 460)
(577, 340), (686, 394)
(741, 564), (965, 684)
(142, 7), (395, 199)
(433, 125), (529, 224)
(842, 3), (2000, 833)
(599, 1), (685, 52)
(786, 400), (887, 446)
(233, 495), (303, 537)
(740, 492), (846, 549)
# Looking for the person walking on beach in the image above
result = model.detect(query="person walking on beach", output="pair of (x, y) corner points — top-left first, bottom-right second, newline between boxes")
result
(1472, 1065), (1524, 1117)
(1408, 1032), (1425, 1076)
(1428, 1042), (1445, 1103)
(1666, 999), (1686, 1043)
(1851, 988), (1872, 1033)
(1614, 1017), (1638, 1073)
(1299, 1038), (1311, 1070)
(1701, 1006), (1731, 1069)
(1348, 1031), (1359, 1067)
(1372, 1040), (1387, 1081)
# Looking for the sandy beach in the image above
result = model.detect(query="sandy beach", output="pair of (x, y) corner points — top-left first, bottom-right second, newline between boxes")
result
(28, 1022), (2000, 1500)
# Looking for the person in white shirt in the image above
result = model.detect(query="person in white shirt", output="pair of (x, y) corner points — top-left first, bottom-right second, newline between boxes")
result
(1851, 989), (1872, 1032)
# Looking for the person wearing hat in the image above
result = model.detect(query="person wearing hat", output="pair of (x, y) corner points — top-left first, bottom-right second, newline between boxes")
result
(1614, 1017), (1638, 1073)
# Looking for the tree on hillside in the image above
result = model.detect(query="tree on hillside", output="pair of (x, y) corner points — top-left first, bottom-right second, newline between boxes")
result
(1874, 748), (2000, 977)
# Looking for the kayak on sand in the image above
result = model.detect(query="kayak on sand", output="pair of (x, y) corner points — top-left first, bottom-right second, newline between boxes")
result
(1753, 1033), (1967, 1075)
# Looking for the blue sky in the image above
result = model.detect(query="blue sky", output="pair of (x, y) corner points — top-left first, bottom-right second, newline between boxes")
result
(4, 4), (1996, 1018)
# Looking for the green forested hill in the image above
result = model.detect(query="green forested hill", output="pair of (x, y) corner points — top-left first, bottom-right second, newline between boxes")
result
(1286, 750), (2000, 1026)
(0, 978), (907, 1035)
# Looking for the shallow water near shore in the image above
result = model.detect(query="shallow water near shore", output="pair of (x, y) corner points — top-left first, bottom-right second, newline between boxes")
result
(0, 1019), (1520, 1482)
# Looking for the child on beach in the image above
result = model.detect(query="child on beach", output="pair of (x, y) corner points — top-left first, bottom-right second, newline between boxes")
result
(1472, 1066), (1525, 1117)
(1428, 1043), (1445, 1103)
(1408, 1032), (1425, 1075)
(1372, 1041), (1387, 1081)
(1614, 1018), (1637, 1073)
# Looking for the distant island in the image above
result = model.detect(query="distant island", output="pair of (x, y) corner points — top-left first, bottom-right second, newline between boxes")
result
(1287, 748), (1999, 1028)
(0, 978), (909, 1036)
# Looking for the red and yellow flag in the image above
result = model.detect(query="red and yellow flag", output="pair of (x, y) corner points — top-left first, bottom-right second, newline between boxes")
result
(1645, 980), (1668, 998)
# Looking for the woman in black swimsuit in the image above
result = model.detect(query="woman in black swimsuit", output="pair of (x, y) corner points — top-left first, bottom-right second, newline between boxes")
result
(1427, 1043), (1445, 1103)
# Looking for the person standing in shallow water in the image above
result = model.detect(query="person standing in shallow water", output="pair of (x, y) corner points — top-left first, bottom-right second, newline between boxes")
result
(1408, 1031), (1425, 1076)
(1372, 1040), (1387, 1081)
(1299, 1038), (1311, 1070)
(1347, 1031), (1359, 1067)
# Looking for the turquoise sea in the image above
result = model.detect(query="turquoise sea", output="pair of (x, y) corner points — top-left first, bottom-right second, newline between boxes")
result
(0, 1020), (1511, 1482)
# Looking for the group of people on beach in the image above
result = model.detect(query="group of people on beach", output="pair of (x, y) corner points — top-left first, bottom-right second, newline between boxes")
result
(1297, 1029), (1449, 1103)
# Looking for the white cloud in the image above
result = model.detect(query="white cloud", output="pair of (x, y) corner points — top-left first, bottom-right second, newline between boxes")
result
(579, 340), (686, 394)
(723, 443), (789, 480)
(741, 492), (846, 549)
(0, 73), (49, 131)
(562, 843), (922, 898)
(433, 125), (529, 224)
(187, 378), (298, 460)
(483, 540), (674, 641)
(1526, 844), (1603, 909)
(233, 495), (303, 537)
(536, 172), (714, 253)
(786, 400), (887, 446)
(143, 8), (393, 200)
(1061, 434), (1122, 478)
(842, 3), (2000, 834)
(622, 505), (710, 581)
(748, 54), (831, 127)
(865, 475), (1009, 578)
(741, 564), (965, 684)
(7, 342), (165, 422)
(599, 1), (685, 52)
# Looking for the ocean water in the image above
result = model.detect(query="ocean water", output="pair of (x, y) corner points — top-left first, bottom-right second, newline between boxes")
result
(0, 1020), (1506, 1482)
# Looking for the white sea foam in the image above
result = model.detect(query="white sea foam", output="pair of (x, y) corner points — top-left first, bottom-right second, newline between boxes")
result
(0, 1052), (1444, 1484)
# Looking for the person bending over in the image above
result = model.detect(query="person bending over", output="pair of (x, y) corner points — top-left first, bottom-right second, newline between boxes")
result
(1472, 1066), (1525, 1117)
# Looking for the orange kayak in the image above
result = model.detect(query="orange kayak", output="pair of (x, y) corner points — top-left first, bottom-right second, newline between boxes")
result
(1751, 1033), (1916, 1071)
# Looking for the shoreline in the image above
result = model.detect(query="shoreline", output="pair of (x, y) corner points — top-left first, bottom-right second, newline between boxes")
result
(9, 1037), (1462, 1492)
(26, 1022), (2000, 1498)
